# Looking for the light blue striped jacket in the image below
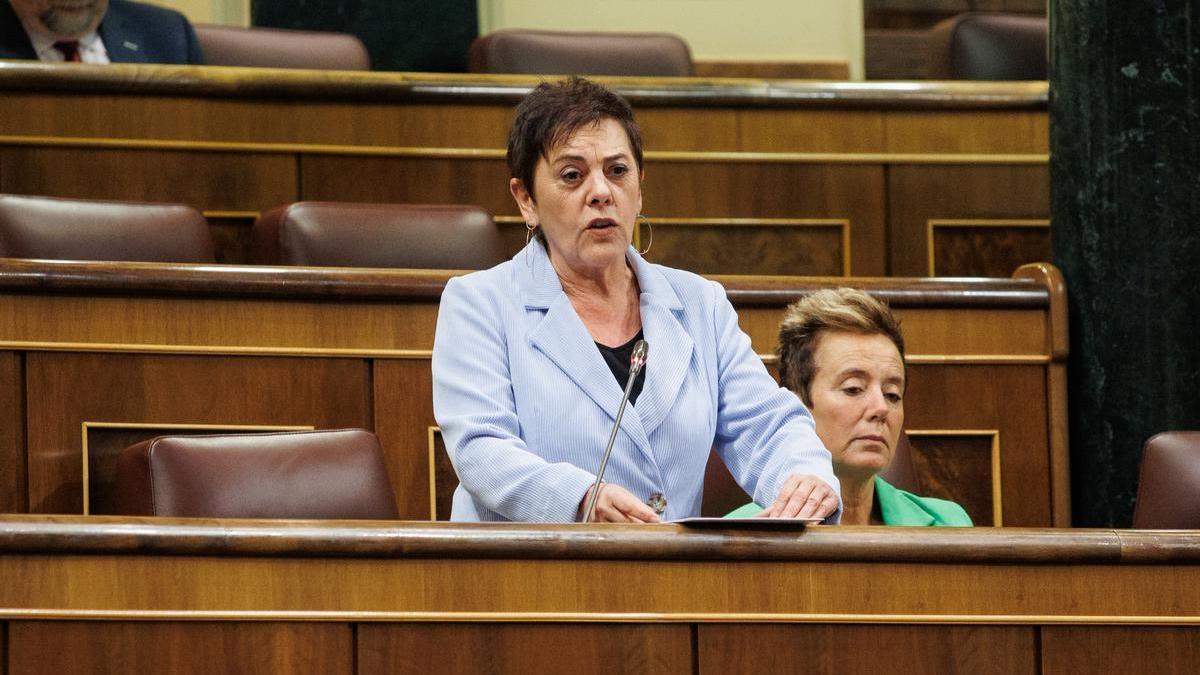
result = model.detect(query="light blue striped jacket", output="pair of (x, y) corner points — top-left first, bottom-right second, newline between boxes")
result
(431, 242), (840, 522)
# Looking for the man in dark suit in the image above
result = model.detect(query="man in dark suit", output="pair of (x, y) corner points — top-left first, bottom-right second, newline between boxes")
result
(0, 0), (204, 63)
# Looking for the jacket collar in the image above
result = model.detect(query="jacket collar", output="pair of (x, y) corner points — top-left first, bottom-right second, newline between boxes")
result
(97, 4), (149, 63)
(519, 242), (695, 467)
(875, 476), (937, 526)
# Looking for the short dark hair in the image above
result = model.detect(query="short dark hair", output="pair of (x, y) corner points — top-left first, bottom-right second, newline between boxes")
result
(776, 288), (906, 407)
(506, 76), (644, 202)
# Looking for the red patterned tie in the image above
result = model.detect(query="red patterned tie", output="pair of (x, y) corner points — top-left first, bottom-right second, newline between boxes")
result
(54, 41), (81, 62)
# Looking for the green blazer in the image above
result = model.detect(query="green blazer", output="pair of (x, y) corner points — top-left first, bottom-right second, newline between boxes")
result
(725, 476), (973, 526)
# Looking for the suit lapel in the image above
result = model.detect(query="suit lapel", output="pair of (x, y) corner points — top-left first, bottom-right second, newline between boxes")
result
(628, 250), (694, 438)
(519, 243), (658, 467)
(0, 2), (38, 59)
(98, 5), (148, 63)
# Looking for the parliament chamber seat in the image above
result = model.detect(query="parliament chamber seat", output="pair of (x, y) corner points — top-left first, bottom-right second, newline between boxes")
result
(250, 201), (507, 269)
(115, 429), (399, 519)
(468, 29), (694, 76)
(929, 13), (1048, 80)
(1132, 431), (1200, 528)
(0, 194), (215, 263)
(193, 24), (370, 70)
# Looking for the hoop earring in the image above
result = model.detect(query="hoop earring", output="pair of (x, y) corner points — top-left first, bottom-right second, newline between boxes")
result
(636, 214), (653, 256)
(525, 222), (537, 247)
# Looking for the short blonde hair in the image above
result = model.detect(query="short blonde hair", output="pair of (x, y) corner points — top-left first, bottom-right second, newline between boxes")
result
(776, 288), (905, 407)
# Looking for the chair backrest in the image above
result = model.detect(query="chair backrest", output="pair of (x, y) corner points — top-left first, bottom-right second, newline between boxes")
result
(115, 429), (399, 519)
(468, 29), (693, 77)
(0, 194), (215, 263)
(880, 430), (920, 493)
(928, 13), (1047, 80)
(250, 201), (507, 269)
(1133, 432), (1200, 528)
(194, 24), (370, 70)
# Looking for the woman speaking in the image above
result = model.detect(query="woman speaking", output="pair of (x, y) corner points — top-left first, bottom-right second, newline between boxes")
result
(432, 77), (838, 523)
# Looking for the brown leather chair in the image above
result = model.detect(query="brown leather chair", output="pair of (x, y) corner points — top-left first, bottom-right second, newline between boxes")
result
(1132, 432), (1200, 528)
(469, 29), (693, 77)
(115, 429), (399, 519)
(928, 13), (1048, 80)
(194, 24), (370, 70)
(0, 194), (215, 263)
(250, 201), (507, 269)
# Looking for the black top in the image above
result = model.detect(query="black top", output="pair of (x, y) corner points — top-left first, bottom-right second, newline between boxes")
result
(596, 329), (645, 406)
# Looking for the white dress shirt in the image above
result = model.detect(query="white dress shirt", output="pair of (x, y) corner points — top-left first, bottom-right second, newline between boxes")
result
(27, 29), (110, 64)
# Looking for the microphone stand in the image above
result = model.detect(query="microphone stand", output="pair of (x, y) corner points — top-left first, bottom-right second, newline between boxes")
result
(580, 339), (649, 523)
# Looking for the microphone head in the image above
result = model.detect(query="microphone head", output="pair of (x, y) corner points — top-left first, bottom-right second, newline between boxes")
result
(629, 339), (649, 375)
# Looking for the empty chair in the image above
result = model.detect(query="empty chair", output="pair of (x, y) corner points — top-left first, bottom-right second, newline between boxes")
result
(0, 194), (215, 263)
(250, 201), (507, 269)
(928, 13), (1048, 80)
(194, 24), (370, 70)
(469, 29), (693, 77)
(115, 429), (399, 519)
(1132, 432), (1200, 528)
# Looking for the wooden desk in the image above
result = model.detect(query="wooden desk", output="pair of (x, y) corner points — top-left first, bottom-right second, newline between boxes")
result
(0, 64), (1048, 277)
(1, 516), (1197, 674)
(0, 259), (1068, 526)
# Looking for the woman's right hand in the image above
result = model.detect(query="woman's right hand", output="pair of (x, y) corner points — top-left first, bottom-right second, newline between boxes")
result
(579, 483), (662, 523)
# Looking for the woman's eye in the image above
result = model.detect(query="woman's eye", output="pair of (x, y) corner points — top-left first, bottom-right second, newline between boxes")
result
(609, 164), (629, 177)
(885, 392), (903, 404)
(560, 169), (582, 183)
(841, 386), (863, 396)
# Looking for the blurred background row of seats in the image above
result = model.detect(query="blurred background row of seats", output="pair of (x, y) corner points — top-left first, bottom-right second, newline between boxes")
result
(0, 194), (508, 269)
(187, 13), (1043, 80)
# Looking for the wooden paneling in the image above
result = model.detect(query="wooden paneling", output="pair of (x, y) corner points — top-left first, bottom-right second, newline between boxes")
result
(0, 293), (440, 354)
(0, 94), (512, 148)
(205, 212), (260, 264)
(906, 365), (1048, 526)
(644, 163), (886, 276)
(0, 353), (24, 514)
(7, 621), (352, 675)
(1041, 627), (1200, 674)
(735, 306), (1047, 358)
(0, 147), (297, 213)
(907, 432), (996, 525)
(359, 623), (692, 675)
(644, 221), (845, 276)
(884, 111), (1049, 154)
(692, 60), (851, 80)
(300, 156), (515, 214)
(888, 164), (1050, 276)
(698, 624), (1037, 674)
(24, 353), (371, 514)
(372, 359), (436, 519)
(430, 431), (454, 521)
(931, 220), (1051, 277)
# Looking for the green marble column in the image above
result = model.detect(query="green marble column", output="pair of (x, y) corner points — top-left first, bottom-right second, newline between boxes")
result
(252, 0), (478, 72)
(1050, 1), (1200, 526)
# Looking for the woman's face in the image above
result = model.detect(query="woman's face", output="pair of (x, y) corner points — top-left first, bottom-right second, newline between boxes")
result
(806, 331), (905, 484)
(510, 118), (643, 278)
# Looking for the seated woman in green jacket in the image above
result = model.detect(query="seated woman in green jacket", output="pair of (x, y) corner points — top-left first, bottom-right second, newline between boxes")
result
(727, 288), (971, 526)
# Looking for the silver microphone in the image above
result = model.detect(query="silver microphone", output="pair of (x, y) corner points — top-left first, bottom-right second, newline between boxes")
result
(581, 339), (649, 523)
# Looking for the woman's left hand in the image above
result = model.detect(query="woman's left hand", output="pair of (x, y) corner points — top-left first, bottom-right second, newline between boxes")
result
(761, 474), (839, 519)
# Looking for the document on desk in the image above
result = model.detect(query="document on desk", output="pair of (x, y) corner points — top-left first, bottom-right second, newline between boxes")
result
(675, 517), (823, 527)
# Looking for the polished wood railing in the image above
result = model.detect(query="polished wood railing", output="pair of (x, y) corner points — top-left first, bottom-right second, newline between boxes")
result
(1, 516), (1196, 673)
